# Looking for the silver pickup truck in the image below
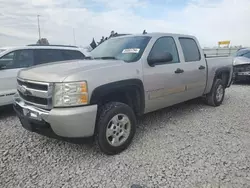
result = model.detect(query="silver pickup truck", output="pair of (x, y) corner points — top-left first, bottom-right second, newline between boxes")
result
(13, 33), (233, 155)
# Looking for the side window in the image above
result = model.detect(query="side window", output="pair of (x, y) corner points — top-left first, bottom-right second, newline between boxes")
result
(61, 50), (85, 60)
(34, 49), (63, 65)
(0, 50), (34, 70)
(179, 38), (201, 62)
(148, 37), (179, 64)
(243, 52), (250, 59)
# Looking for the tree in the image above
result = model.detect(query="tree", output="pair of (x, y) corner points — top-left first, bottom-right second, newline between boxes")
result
(90, 38), (97, 49)
(36, 38), (49, 45)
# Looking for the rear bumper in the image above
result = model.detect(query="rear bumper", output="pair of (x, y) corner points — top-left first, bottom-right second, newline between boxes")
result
(13, 93), (98, 138)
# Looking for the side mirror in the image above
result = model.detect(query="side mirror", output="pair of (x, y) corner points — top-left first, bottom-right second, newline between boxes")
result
(148, 52), (173, 67)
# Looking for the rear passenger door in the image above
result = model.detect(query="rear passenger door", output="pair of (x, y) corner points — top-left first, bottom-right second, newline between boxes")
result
(178, 37), (207, 99)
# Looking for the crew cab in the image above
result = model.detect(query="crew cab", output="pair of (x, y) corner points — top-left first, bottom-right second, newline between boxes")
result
(13, 33), (233, 155)
(0, 45), (85, 106)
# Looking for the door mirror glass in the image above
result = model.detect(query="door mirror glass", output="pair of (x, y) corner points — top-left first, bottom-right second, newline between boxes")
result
(148, 52), (173, 66)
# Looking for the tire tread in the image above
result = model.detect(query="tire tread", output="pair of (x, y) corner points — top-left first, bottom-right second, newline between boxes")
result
(205, 79), (224, 107)
(96, 102), (136, 155)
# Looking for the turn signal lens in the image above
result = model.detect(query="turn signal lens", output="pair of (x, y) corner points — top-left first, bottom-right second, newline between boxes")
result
(81, 83), (87, 92)
(80, 94), (88, 104)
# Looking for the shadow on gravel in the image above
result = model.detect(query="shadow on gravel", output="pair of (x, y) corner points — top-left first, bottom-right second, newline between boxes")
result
(135, 97), (207, 139)
(233, 80), (250, 85)
(36, 98), (206, 156)
(138, 97), (205, 122)
(0, 105), (15, 119)
(2, 97), (209, 156)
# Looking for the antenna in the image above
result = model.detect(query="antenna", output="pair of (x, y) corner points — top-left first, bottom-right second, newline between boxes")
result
(37, 15), (41, 40)
(73, 28), (76, 45)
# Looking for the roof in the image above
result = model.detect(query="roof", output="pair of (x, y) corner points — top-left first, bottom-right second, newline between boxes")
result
(0, 45), (83, 52)
(27, 44), (78, 48)
(111, 32), (196, 39)
(237, 48), (250, 52)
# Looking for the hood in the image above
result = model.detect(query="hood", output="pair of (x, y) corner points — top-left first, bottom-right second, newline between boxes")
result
(18, 59), (124, 82)
(233, 57), (250, 66)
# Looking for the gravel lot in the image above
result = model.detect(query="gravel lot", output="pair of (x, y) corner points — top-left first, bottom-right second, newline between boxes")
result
(1, 85), (250, 188)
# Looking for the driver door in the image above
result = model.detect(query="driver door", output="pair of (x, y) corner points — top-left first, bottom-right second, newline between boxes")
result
(0, 49), (34, 106)
(143, 36), (187, 113)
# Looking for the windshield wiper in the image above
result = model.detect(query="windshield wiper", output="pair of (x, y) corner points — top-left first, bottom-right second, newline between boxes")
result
(93, 56), (117, 60)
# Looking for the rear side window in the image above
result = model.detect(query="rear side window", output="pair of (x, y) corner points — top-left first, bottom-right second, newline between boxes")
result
(61, 50), (85, 60)
(34, 49), (64, 65)
(179, 38), (201, 62)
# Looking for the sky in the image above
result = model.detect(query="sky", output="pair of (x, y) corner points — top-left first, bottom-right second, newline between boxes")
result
(0, 0), (249, 47)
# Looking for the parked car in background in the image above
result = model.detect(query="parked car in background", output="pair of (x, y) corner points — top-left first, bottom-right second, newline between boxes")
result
(0, 45), (85, 106)
(14, 33), (233, 155)
(233, 48), (250, 82)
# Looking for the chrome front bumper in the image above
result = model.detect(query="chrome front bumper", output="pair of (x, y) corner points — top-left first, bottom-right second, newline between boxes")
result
(237, 71), (250, 76)
(14, 93), (98, 138)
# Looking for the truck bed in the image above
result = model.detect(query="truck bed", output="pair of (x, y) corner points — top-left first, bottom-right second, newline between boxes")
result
(204, 56), (233, 94)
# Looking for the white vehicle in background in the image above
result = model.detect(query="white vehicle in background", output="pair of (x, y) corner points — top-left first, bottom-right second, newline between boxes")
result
(0, 45), (85, 107)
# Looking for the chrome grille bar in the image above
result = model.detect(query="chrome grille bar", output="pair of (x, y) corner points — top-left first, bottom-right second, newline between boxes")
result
(17, 78), (53, 110)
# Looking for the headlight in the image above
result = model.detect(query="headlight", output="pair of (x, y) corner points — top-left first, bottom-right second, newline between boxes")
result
(53, 81), (88, 107)
(233, 60), (236, 65)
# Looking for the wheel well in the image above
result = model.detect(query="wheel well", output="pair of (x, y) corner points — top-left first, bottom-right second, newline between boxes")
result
(215, 71), (230, 87)
(94, 86), (144, 116)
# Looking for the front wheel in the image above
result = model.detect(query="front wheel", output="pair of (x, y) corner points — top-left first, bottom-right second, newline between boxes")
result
(205, 79), (225, 107)
(96, 102), (136, 155)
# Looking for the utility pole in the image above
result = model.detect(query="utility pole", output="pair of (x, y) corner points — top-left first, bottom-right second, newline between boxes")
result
(37, 15), (41, 40)
(73, 28), (76, 45)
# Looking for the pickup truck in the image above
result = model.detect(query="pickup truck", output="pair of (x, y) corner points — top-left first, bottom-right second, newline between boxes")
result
(13, 33), (233, 155)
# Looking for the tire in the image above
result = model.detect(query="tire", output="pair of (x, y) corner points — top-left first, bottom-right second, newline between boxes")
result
(205, 79), (225, 107)
(96, 102), (136, 155)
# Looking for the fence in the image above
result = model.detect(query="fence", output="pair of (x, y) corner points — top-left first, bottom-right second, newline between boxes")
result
(203, 47), (241, 57)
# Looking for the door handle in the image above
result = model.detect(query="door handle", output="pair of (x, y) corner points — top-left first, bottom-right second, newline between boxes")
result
(199, 65), (205, 70)
(175, 68), (184, 74)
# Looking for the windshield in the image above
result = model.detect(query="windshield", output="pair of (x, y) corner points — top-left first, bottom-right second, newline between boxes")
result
(236, 50), (250, 59)
(90, 36), (151, 62)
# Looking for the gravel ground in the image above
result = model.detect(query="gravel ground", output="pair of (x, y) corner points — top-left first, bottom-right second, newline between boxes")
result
(1, 84), (250, 188)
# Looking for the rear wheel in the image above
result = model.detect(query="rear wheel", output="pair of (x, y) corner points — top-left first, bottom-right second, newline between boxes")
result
(205, 79), (225, 106)
(96, 102), (136, 155)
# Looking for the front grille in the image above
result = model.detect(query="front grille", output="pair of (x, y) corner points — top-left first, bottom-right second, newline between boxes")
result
(17, 78), (52, 109)
(17, 79), (48, 91)
(234, 64), (250, 73)
(18, 91), (48, 105)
